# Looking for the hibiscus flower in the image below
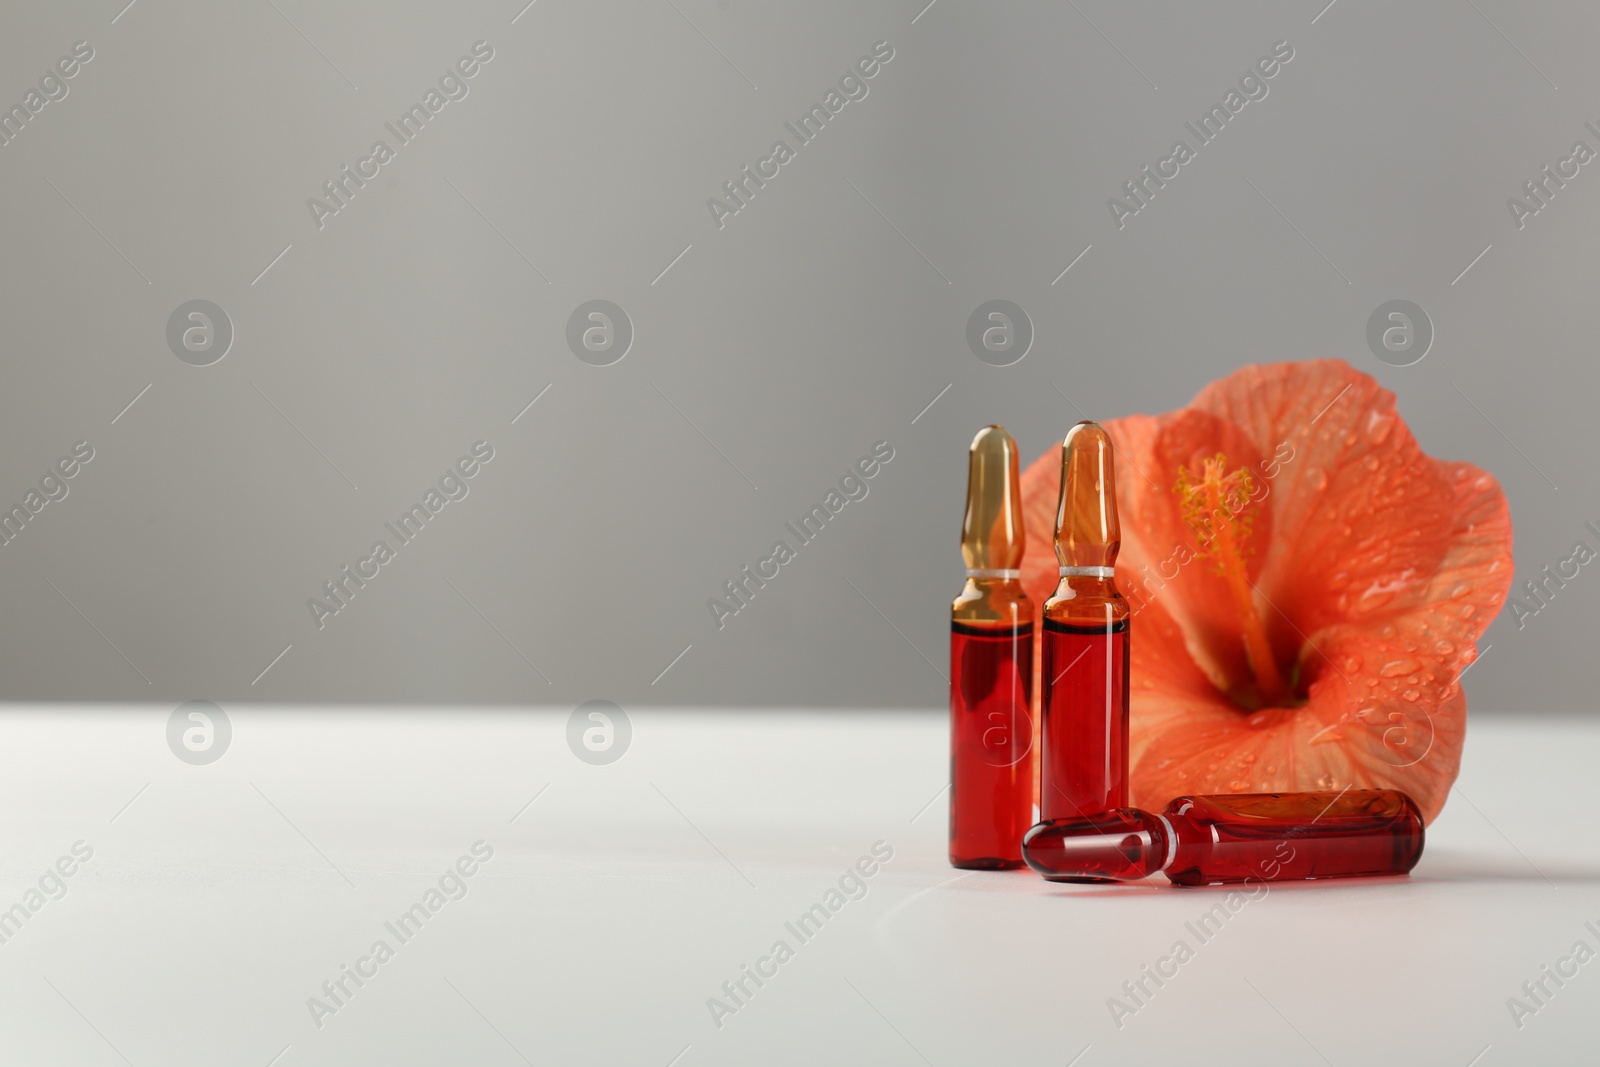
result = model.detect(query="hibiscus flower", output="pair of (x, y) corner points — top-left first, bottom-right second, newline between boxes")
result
(1019, 360), (1513, 824)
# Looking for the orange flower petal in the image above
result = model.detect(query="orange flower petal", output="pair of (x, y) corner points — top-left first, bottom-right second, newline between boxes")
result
(1020, 360), (1514, 824)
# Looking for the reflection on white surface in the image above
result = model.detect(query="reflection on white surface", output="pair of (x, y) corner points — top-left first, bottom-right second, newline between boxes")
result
(0, 707), (1591, 1065)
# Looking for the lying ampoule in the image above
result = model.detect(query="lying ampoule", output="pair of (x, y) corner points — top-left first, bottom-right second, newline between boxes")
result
(949, 425), (1035, 870)
(1022, 789), (1425, 885)
(1039, 422), (1129, 825)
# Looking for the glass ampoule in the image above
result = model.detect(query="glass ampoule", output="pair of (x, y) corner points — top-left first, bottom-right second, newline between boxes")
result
(1022, 789), (1425, 885)
(949, 425), (1035, 870)
(1039, 421), (1129, 825)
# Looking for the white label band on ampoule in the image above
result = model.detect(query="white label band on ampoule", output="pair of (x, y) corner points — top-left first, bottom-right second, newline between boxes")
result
(1060, 566), (1114, 578)
(967, 568), (1021, 579)
(1157, 814), (1179, 873)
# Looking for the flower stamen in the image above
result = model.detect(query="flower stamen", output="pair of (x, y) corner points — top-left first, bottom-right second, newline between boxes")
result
(1176, 454), (1291, 707)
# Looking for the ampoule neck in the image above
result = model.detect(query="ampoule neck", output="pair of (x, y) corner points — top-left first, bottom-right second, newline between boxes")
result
(953, 577), (1029, 625)
(1052, 573), (1121, 596)
(965, 570), (1023, 584)
(1044, 577), (1129, 627)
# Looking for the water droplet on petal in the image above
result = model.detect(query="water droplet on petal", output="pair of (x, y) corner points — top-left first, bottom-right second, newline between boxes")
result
(1380, 658), (1420, 677)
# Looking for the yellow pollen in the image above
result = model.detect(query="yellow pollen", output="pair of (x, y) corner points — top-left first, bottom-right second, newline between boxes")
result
(1175, 454), (1290, 706)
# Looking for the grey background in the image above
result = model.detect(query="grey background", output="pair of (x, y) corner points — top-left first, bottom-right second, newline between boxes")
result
(0, 0), (1586, 711)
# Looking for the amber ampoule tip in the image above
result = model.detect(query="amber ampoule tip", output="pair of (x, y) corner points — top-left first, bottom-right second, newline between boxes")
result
(962, 425), (1024, 573)
(1054, 421), (1120, 570)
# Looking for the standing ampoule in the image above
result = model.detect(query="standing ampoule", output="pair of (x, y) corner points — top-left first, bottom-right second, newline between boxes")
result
(1039, 421), (1129, 830)
(949, 425), (1035, 870)
(1021, 789), (1425, 885)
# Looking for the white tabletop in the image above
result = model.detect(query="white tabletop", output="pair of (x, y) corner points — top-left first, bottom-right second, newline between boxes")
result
(0, 707), (1590, 1066)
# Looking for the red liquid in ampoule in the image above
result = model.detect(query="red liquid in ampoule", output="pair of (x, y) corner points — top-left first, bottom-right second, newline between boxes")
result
(1162, 791), (1424, 885)
(1021, 789), (1425, 885)
(1039, 617), (1128, 822)
(949, 620), (1034, 869)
